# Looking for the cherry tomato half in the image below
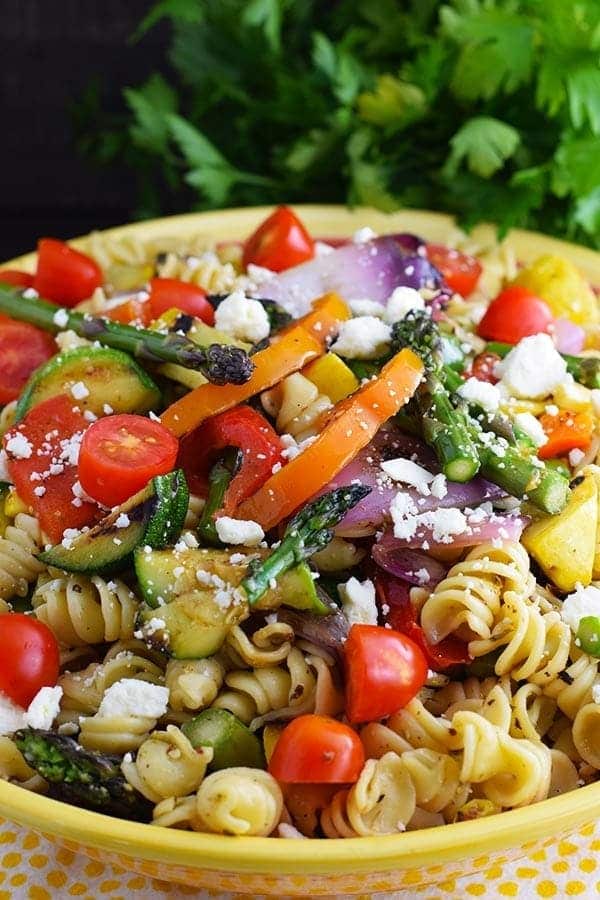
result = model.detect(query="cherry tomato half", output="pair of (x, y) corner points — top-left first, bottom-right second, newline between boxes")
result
(0, 270), (35, 288)
(33, 238), (103, 306)
(78, 414), (179, 507)
(426, 244), (482, 297)
(477, 286), (554, 343)
(0, 321), (56, 404)
(243, 206), (315, 272)
(344, 624), (428, 723)
(148, 278), (215, 325)
(0, 614), (60, 708)
(268, 715), (365, 784)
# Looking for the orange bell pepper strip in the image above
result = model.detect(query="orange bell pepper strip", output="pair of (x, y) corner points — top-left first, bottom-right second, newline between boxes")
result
(236, 348), (424, 530)
(160, 293), (350, 437)
(538, 409), (594, 460)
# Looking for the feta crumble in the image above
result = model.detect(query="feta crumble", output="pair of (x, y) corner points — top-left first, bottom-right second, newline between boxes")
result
(353, 226), (378, 243)
(215, 516), (265, 546)
(383, 286), (425, 324)
(514, 412), (548, 448)
(381, 457), (435, 495)
(331, 316), (392, 360)
(24, 686), (63, 730)
(339, 577), (378, 626)
(70, 381), (89, 400)
(97, 679), (169, 719)
(349, 299), (384, 318)
(0, 692), (26, 735)
(5, 433), (33, 459)
(114, 512), (131, 529)
(561, 584), (600, 633)
(569, 448), (586, 467)
(458, 377), (501, 413)
(52, 308), (69, 328)
(214, 290), (270, 343)
(497, 334), (567, 399)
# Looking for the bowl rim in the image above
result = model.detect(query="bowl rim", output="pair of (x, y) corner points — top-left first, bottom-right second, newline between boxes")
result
(2, 204), (600, 875)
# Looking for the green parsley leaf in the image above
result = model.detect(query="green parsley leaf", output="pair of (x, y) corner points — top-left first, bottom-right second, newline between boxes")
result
(446, 117), (521, 179)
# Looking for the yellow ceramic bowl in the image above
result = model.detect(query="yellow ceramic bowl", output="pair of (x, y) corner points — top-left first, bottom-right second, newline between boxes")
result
(2, 206), (600, 896)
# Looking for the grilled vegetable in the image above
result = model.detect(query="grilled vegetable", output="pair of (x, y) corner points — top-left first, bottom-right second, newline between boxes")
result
(15, 346), (161, 421)
(0, 284), (254, 384)
(39, 469), (189, 573)
(241, 485), (370, 606)
(182, 709), (265, 769)
(14, 729), (153, 821)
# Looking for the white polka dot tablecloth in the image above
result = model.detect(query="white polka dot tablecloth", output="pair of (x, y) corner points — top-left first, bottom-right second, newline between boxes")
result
(1, 816), (600, 899)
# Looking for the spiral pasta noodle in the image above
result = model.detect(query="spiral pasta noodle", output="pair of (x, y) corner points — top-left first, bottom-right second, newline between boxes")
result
(156, 250), (245, 295)
(79, 711), (160, 754)
(420, 541), (534, 646)
(0, 513), (45, 602)
(573, 703), (600, 769)
(543, 653), (600, 720)
(223, 622), (294, 668)
(32, 573), (139, 646)
(262, 372), (332, 442)
(121, 726), (212, 803)
(165, 657), (226, 714)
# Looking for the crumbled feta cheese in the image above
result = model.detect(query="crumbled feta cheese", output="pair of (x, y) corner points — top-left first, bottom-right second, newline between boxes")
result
(426, 507), (468, 542)
(383, 286), (425, 324)
(52, 308), (69, 328)
(458, 377), (501, 413)
(569, 448), (586, 467)
(142, 617), (166, 636)
(83, 410), (97, 422)
(0, 692), (26, 735)
(339, 577), (378, 626)
(514, 412), (548, 448)
(561, 584), (600, 633)
(353, 226), (378, 243)
(349, 298), (384, 317)
(497, 334), (567, 399)
(103, 403), (114, 415)
(545, 404), (559, 417)
(229, 552), (248, 565)
(114, 513), (130, 529)
(24, 686), (63, 730)
(214, 290), (270, 343)
(61, 527), (83, 549)
(97, 679), (169, 719)
(246, 263), (276, 284)
(33, 485), (46, 497)
(430, 473), (448, 499)
(215, 516), (265, 546)
(331, 316), (391, 360)
(5, 433), (33, 459)
(70, 381), (89, 400)
(314, 241), (335, 256)
(381, 458), (435, 495)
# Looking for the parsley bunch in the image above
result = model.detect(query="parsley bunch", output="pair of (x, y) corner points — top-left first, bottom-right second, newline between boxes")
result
(76, 0), (600, 245)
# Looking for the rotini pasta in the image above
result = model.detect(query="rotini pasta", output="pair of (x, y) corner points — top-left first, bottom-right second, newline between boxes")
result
(32, 572), (139, 646)
(263, 372), (332, 442)
(165, 657), (226, 714)
(121, 726), (212, 803)
(0, 513), (45, 601)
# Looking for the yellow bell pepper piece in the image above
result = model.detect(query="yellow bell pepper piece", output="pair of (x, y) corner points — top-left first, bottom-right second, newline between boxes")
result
(583, 466), (600, 580)
(522, 471), (597, 591)
(4, 487), (28, 519)
(513, 255), (599, 326)
(302, 353), (359, 404)
(262, 725), (284, 763)
(553, 379), (592, 413)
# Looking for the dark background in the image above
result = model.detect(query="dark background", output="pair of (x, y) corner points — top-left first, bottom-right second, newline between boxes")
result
(0, 0), (165, 261)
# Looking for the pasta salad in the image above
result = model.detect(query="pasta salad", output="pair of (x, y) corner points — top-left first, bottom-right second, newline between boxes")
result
(1, 206), (600, 839)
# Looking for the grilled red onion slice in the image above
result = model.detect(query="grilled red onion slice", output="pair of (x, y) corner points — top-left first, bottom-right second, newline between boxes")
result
(372, 543), (448, 587)
(377, 509), (529, 553)
(327, 432), (505, 537)
(255, 237), (442, 317)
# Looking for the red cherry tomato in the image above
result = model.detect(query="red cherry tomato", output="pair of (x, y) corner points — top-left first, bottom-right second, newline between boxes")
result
(426, 244), (482, 296)
(344, 624), (428, 723)
(463, 351), (502, 385)
(4, 395), (102, 542)
(477, 286), (554, 343)
(375, 573), (471, 671)
(177, 406), (283, 510)
(33, 238), (103, 306)
(243, 206), (315, 272)
(0, 321), (56, 404)
(268, 715), (365, 784)
(0, 614), (60, 708)
(0, 270), (35, 288)
(148, 278), (215, 325)
(78, 414), (179, 507)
